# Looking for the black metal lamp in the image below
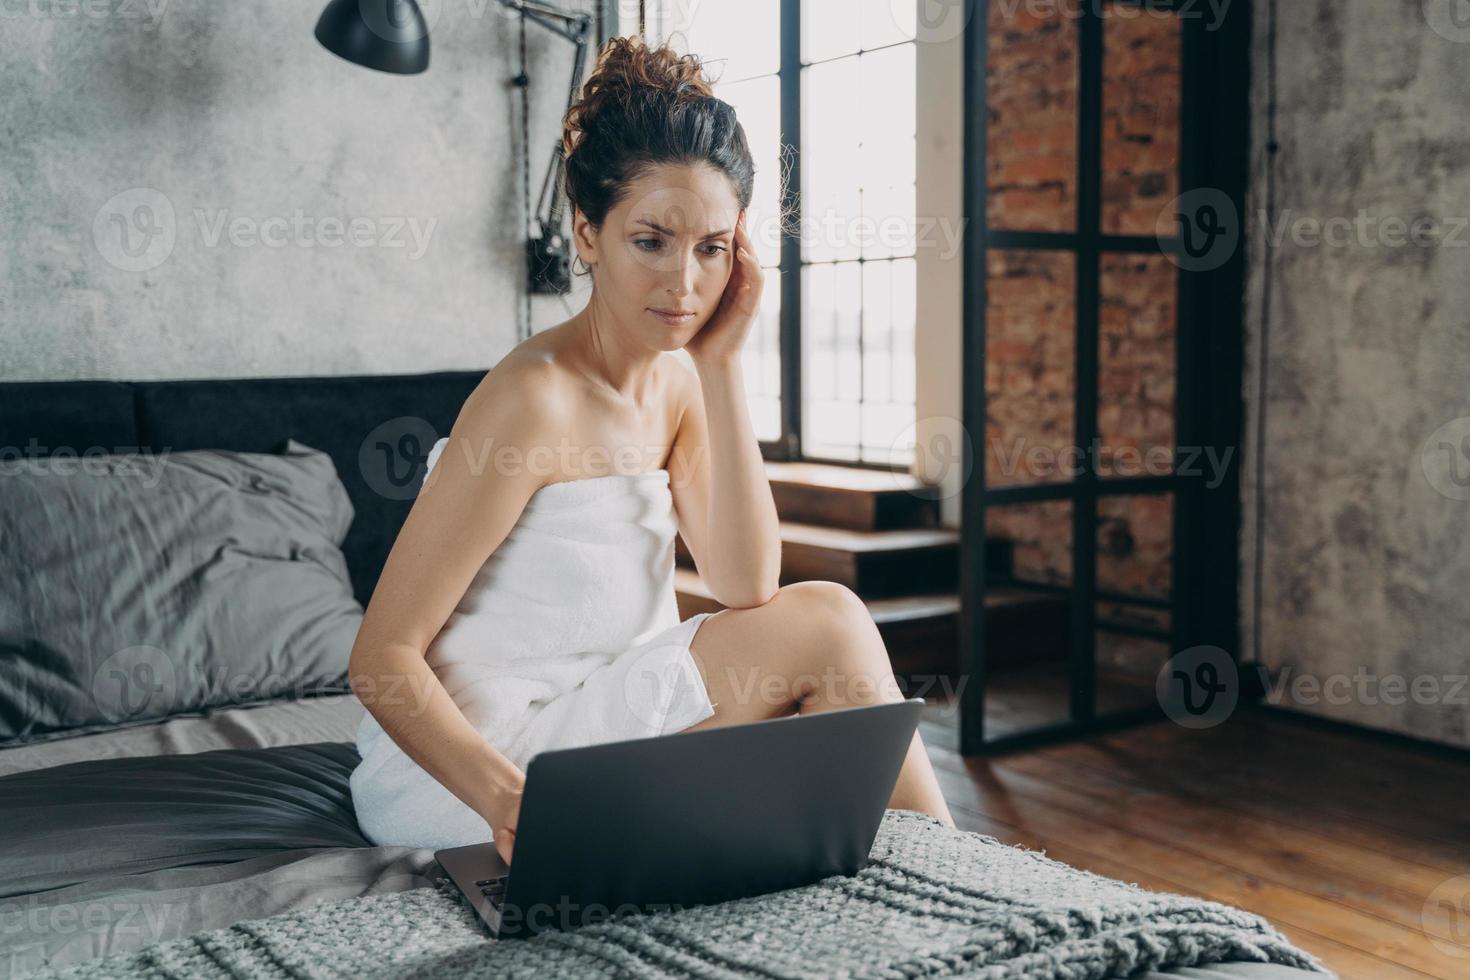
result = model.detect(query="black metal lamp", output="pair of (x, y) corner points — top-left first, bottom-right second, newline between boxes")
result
(314, 0), (431, 75)
(314, 0), (593, 297)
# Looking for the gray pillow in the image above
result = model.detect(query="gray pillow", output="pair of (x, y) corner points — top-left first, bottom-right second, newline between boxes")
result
(0, 438), (364, 745)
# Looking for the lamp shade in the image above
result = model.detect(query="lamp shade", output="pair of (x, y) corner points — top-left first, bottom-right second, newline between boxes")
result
(315, 0), (430, 75)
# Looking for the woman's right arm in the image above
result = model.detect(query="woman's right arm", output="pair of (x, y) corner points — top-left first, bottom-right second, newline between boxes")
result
(347, 359), (565, 842)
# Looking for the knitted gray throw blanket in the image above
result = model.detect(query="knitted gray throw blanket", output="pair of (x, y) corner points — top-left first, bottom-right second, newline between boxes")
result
(37, 811), (1330, 980)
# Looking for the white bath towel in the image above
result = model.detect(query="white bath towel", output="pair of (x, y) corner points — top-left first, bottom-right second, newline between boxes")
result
(350, 436), (719, 850)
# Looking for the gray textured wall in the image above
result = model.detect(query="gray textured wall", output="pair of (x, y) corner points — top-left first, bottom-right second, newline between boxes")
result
(0, 0), (597, 381)
(1242, 0), (1470, 748)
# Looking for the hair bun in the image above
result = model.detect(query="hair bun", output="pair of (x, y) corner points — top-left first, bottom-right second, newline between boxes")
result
(561, 35), (716, 160)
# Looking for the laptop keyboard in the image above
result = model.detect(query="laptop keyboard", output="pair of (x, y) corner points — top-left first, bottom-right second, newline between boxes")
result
(475, 875), (508, 907)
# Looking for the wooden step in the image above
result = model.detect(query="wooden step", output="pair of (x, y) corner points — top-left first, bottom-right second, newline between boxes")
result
(763, 461), (941, 531)
(676, 520), (959, 598)
(674, 568), (1068, 683)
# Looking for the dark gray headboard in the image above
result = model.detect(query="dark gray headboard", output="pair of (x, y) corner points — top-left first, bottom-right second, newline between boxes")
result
(0, 370), (485, 608)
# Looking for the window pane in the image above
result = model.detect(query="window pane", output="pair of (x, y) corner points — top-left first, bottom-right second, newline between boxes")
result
(862, 177), (916, 261)
(1097, 492), (1173, 602)
(863, 0), (913, 50)
(802, 56), (862, 263)
(986, 250), (1076, 488)
(1098, 252), (1176, 469)
(1096, 596), (1172, 717)
(859, 44), (916, 260)
(1095, 629), (1169, 714)
(986, 1), (1078, 232)
(858, 44), (915, 175)
(742, 268), (783, 443)
(986, 499), (1073, 589)
(645, 0), (780, 84)
(1102, 2), (1181, 236)
(982, 500), (1075, 738)
(802, 261), (863, 459)
(717, 74), (783, 267)
(860, 258), (916, 463)
(804, 0), (911, 63)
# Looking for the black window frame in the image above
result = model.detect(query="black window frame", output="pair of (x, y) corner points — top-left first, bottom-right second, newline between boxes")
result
(958, 0), (1252, 753)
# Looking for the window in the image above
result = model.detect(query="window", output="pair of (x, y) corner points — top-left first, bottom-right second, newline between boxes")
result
(799, 2), (916, 466)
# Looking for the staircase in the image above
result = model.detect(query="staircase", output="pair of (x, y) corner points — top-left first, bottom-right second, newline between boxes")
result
(673, 461), (1069, 688)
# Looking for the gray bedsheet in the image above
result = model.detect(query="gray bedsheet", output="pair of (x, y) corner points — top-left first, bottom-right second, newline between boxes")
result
(3, 743), (367, 897)
(0, 696), (441, 977)
(0, 694), (365, 778)
(0, 696), (1325, 980)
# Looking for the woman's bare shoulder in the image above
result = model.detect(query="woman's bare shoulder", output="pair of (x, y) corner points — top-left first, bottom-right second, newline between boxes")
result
(659, 352), (699, 415)
(463, 339), (575, 424)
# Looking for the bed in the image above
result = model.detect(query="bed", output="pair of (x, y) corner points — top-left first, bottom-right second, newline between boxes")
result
(0, 371), (1332, 979)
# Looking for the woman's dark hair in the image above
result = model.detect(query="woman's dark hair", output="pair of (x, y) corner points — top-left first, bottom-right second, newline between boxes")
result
(560, 35), (774, 249)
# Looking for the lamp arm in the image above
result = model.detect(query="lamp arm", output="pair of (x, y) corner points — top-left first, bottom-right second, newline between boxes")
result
(498, 0), (590, 44)
(522, 3), (592, 236)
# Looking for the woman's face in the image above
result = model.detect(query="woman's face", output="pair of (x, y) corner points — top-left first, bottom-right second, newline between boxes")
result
(573, 162), (742, 350)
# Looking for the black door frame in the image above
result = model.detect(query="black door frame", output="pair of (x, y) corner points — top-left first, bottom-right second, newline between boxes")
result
(959, 0), (1252, 754)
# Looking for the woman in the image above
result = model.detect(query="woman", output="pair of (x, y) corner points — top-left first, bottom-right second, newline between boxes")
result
(348, 35), (955, 866)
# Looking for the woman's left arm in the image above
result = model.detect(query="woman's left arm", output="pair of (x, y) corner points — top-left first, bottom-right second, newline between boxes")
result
(690, 356), (782, 606)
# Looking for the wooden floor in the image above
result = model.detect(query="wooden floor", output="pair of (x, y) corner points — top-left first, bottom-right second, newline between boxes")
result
(915, 699), (1470, 979)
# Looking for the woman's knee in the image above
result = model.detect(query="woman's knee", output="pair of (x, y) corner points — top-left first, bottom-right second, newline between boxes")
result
(772, 580), (866, 622)
(773, 581), (895, 687)
(783, 582), (875, 644)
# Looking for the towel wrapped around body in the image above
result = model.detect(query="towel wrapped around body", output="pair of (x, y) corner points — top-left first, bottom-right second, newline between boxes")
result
(351, 437), (718, 849)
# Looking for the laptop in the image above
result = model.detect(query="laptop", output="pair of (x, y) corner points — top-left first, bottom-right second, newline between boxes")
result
(436, 697), (924, 940)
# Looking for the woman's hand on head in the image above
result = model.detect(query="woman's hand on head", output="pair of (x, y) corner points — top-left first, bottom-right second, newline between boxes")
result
(683, 211), (763, 368)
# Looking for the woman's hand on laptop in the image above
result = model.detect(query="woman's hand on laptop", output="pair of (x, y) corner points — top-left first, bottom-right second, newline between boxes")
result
(483, 771), (525, 867)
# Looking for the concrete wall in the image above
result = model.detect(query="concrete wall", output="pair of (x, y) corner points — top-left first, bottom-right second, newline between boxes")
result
(0, 0), (598, 382)
(1242, 0), (1470, 748)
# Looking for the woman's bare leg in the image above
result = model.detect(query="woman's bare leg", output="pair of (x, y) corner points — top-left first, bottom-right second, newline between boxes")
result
(678, 581), (956, 828)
